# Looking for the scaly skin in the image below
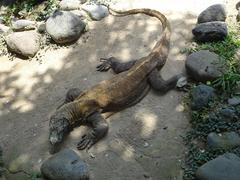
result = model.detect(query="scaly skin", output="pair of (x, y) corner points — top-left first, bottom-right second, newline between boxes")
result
(49, 8), (183, 153)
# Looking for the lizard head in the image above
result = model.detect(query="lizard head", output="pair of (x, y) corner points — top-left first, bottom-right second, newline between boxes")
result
(48, 113), (70, 154)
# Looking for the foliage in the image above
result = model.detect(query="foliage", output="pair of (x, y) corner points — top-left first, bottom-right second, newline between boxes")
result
(182, 24), (240, 179)
(182, 25), (240, 95)
(1, 0), (58, 25)
(36, 0), (58, 21)
(183, 105), (240, 180)
(26, 172), (42, 180)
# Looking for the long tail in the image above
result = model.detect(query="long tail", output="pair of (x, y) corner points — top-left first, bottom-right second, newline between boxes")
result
(107, 7), (171, 57)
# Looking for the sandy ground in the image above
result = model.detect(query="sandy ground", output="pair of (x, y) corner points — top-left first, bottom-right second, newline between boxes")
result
(0, 0), (238, 179)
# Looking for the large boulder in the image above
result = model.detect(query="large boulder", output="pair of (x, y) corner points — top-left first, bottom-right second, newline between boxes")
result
(196, 153), (240, 180)
(41, 149), (89, 180)
(12, 19), (35, 31)
(192, 21), (227, 42)
(46, 10), (86, 44)
(82, 4), (109, 21)
(185, 50), (224, 82)
(59, 0), (81, 11)
(197, 4), (226, 24)
(191, 84), (215, 110)
(207, 132), (240, 149)
(0, 24), (10, 34)
(6, 31), (41, 58)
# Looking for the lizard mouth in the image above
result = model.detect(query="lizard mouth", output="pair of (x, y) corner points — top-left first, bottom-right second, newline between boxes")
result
(49, 130), (64, 154)
(49, 141), (61, 154)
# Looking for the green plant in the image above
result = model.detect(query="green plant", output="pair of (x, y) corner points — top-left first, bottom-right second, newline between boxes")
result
(182, 25), (240, 95)
(1, 0), (58, 25)
(27, 172), (42, 180)
(36, 0), (58, 21)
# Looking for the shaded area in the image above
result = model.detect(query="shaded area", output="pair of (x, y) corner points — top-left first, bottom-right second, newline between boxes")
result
(0, 10), (195, 179)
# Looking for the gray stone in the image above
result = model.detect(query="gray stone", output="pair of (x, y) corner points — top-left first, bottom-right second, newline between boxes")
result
(197, 4), (226, 24)
(218, 108), (238, 122)
(186, 50), (224, 82)
(237, 9), (240, 22)
(0, 146), (4, 177)
(192, 21), (228, 42)
(46, 10), (86, 44)
(12, 19), (36, 31)
(80, 0), (87, 3)
(228, 97), (240, 106)
(82, 4), (109, 21)
(59, 0), (81, 11)
(0, 24), (10, 34)
(191, 84), (215, 110)
(196, 153), (240, 180)
(235, 48), (240, 61)
(70, 10), (88, 18)
(41, 149), (89, 180)
(236, 2), (240, 21)
(207, 132), (240, 149)
(37, 21), (46, 34)
(6, 31), (41, 58)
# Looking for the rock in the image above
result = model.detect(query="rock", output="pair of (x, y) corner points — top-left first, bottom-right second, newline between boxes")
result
(228, 97), (240, 106)
(197, 4), (226, 24)
(218, 108), (238, 122)
(80, 0), (87, 3)
(6, 31), (41, 58)
(41, 149), (89, 180)
(237, 10), (240, 22)
(192, 21), (227, 42)
(12, 19), (36, 31)
(46, 10), (86, 44)
(235, 48), (240, 61)
(59, 0), (81, 11)
(196, 153), (240, 180)
(236, 2), (240, 21)
(0, 146), (4, 177)
(0, 24), (10, 34)
(82, 4), (109, 21)
(185, 50), (224, 82)
(37, 21), (46, 34)
(191, 85), (215, 110)
(207, 132), (240, 149)
(70, 10), (88, 18)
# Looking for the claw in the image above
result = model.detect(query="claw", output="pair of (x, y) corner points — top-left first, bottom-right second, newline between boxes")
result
(96, 58), (112, 72)
(100, 58), (109, 62)
(77, 133), (96, 150)
(77, 139), (91, 150)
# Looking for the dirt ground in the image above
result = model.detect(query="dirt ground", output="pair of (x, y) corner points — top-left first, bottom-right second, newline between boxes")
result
(0, 0), (238, 179)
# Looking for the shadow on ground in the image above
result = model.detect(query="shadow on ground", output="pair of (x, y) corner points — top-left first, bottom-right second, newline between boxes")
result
(0, 11), (195, 180)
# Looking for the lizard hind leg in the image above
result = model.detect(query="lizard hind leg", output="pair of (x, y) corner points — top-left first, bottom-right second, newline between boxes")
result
(96, 56), (137, 74)
(77, 111), (109, 150)
(148, 68), (184, 94)
(57, 88), (82, 109)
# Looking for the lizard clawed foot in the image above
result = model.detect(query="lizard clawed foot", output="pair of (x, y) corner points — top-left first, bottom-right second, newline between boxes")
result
(96, 58), (112, 72)
(77, 132), (96, 150)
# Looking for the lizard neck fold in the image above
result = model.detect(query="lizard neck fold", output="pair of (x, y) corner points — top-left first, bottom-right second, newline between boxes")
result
(57, 100), (100, 125)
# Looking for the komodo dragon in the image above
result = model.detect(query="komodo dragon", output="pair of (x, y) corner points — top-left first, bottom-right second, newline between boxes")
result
(49, 8), (186, 153)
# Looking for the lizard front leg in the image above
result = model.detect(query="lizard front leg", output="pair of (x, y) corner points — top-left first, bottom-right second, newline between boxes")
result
(77, 111), (109, 150)
(96, 57), (137, 74)
(57, 88), (82, 109)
